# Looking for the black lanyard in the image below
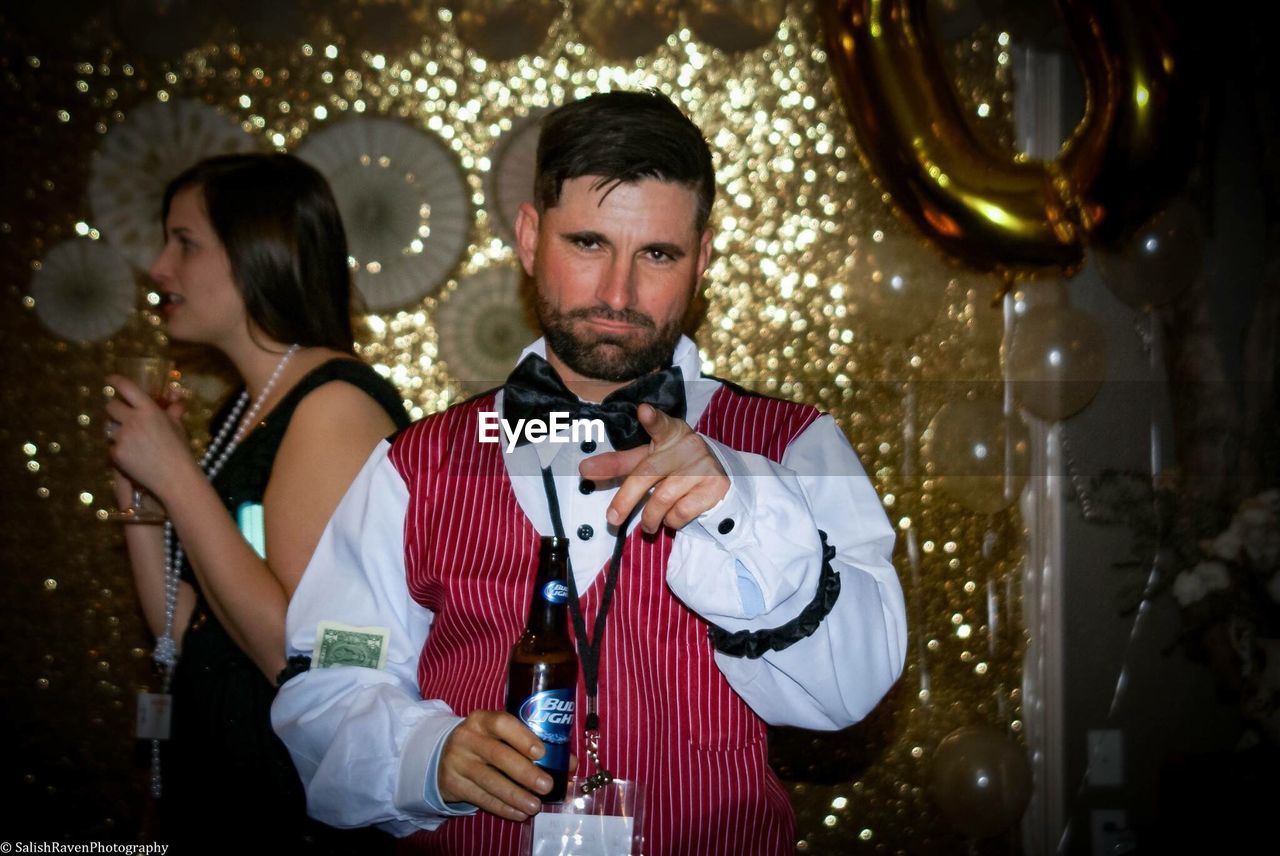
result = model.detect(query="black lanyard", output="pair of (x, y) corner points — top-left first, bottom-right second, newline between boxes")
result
(539, 467), (636, 736)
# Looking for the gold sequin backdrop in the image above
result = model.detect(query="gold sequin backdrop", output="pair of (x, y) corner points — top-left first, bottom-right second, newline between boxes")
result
(0, 2), (1025, 851)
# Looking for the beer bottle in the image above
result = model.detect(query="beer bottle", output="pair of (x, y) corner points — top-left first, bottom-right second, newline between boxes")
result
(505, 535), (578, 803)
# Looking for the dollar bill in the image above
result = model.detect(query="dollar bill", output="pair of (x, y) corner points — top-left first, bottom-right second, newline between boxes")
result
(313, 621), (390, 671)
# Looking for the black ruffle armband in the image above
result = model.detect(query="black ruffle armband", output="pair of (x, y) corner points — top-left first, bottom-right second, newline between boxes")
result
(276, 654), (311, 688)
(707, 530), (841, 659)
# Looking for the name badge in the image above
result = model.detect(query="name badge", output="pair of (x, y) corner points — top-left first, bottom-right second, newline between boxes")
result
(521, 778), (643, 856)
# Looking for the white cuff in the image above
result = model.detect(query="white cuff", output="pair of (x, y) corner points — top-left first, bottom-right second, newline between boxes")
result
(692, 435), (755, 551)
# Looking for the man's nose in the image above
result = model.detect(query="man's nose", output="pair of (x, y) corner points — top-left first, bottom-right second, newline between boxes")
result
(595, 256), (635, 311)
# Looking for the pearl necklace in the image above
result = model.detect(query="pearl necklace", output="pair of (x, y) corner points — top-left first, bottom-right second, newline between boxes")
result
(148, 344), (299, 797)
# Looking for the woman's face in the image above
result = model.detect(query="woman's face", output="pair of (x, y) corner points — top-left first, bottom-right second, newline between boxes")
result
(148, 186), (249, 350)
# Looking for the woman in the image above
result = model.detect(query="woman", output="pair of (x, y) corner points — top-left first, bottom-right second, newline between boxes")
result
(106, 153), (407, 851)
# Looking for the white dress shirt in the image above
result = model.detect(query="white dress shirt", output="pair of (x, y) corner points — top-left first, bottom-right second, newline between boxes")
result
(271, 336), (906, 836)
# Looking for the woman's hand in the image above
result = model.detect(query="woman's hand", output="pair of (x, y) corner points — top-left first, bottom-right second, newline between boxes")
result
(105, 374), (194, 501)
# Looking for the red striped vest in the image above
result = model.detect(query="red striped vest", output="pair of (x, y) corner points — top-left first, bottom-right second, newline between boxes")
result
(388, 382), (820, 855)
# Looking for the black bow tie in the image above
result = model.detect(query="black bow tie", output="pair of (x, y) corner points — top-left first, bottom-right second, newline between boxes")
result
(501, 354), (687, 451)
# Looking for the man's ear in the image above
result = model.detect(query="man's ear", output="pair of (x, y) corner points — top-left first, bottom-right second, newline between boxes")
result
(695, 228), (713, 280)
(514, 202), (540, 276)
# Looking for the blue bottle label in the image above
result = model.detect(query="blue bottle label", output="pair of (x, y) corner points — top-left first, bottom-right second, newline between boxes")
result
(516, 687), (575, 772)
(542, 580), (569, 604)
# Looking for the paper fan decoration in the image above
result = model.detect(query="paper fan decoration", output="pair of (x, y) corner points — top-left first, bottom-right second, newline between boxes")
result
(573, 0), (680, 60)
(435, 264), (538, 394)
(484, 109), (549, 247)
(299, 118), (470, 312)
(454, 0), (561, 61)
(90, 98), (258, 270)
(30, 239), (138, 343)
(687, 0), (786, 52)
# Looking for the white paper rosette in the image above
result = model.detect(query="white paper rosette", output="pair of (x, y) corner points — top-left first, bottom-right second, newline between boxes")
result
(299, 118), (470, 312)
(90, 98), (258, 270)
(453, 0), (561, 61)
(30, 239), (137, 343)
(687, 0), (786, 52)
(435, 264), (538, 393)
(484, 109), (548, 247)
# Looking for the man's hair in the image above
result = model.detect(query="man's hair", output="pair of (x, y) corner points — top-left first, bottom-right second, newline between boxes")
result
(533, 90), (716, 232)
(162, 153), (355, 352)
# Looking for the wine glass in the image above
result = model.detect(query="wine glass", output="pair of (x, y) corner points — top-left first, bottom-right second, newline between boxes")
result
(106, 355), (175, 524)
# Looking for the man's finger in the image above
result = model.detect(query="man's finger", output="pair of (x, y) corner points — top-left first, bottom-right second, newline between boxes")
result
(604, 437), (700, 527)
(606, 468), (663, 527)
(579, 445), (648, 482)
(636, 403), (686, 444)
(478, 736), (552, 795)
(445, 768), (536, 822)
(484, 710), (544, 759)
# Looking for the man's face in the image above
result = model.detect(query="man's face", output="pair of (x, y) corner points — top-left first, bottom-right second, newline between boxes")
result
(515, 176), (711, 385)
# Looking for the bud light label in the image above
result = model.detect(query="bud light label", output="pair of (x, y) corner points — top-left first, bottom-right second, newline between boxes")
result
(517, 688), (574, 774)
(518, 689), (575, 743)
(542, 580), (569, 604)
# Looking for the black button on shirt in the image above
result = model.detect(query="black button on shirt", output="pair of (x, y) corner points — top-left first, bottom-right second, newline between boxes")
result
(580, 440), (597, 453)
(577, 524), (594, 541)
(717, 518), (735, 535)
(579, 479), (595, 495)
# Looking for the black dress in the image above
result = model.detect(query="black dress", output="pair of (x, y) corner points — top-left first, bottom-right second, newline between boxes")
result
(164, 358), (409, 853)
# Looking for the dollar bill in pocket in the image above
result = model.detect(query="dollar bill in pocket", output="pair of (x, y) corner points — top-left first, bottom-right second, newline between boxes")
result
(313, 621), (390, 671)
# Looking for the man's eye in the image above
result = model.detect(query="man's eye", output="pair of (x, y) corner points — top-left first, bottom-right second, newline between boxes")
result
(646, 249), (673, 262)
(572, 237), (599, 250)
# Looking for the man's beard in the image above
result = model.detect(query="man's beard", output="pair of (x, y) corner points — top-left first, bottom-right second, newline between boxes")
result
(535, 293), (684, 383)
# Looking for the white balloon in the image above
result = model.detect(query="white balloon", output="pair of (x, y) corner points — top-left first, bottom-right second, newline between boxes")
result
(1007, 305), (1107, 421)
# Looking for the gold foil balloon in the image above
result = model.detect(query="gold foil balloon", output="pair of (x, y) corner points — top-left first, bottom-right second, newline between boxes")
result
(451, 0), (562, 62)
(1056, 1), (1207, 247)
(574, 0), (681, 61)
(819, 0), (1081, 277)
(818, 0), (1205, 278)
(924, 399), (1030, 514)
(930, 726), (1033, 839)
(1093, 197), (1206, 310)
(1007, 304), (1107, 421)
(687, 0), (786, 52)
(854, 234), (949, 343)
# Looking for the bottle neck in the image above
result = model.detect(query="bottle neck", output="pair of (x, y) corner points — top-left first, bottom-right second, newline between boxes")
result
(526, 538), (571, 634)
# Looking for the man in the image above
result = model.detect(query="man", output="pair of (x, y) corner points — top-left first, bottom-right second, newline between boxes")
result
(272, 90), (906, 855)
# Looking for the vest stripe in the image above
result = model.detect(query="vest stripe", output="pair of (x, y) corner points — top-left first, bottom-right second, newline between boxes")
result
(388, 384), (820, 855)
